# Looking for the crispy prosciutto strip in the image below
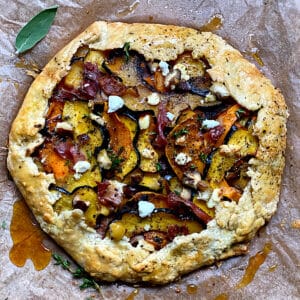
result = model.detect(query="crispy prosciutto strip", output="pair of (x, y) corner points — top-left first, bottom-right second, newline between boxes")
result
(167, 192), (212, 224)
(97, 181), (123, 210)
(54, 140), (86, 163)
(154, 101), (169, 148)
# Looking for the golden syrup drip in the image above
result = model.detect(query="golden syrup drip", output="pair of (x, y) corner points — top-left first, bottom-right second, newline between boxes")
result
(236, 242), (272, 289)
(200, 14), (223, 32)
(268, 264), (278, 272)
(214, 293), (228, 300)
(187, 284), (198, 294)
(125, 289), (139, 300)
(9, 200), (51, 270)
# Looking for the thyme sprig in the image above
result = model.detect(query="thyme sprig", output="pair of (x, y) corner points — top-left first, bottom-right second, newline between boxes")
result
(52, 253), (101, 292)
(173, 128), (189, 139)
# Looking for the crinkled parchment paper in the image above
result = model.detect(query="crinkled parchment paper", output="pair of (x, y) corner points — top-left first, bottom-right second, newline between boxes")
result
(0, 0), (299, 299)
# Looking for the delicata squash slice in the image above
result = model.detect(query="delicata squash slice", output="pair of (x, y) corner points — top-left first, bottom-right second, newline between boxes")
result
(7, 22), (288, 284)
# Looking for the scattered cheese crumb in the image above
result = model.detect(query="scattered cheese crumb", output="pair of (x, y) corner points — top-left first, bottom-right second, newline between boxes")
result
(73, 161), (91, 179)
(138, 201), (155, 218)
(175, 152), (192, 166)
(141, 148), (155, 159)
(166, 112), (175, 121)
(174, 63), (190, 81)
(147, 93), (160, 106)
(138, 114), (150, 130)
(207, 189), (222, 208)
(205, 92), (217, 102)
(202, 119), (220, 129)
(108, 95), (124, 113)
(159, 61), (170, 76)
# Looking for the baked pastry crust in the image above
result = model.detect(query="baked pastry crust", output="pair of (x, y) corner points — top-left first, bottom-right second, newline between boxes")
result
(7, 21), (287, 284)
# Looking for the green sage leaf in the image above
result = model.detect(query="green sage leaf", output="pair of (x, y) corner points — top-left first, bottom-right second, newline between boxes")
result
(15, 5), (59, 54)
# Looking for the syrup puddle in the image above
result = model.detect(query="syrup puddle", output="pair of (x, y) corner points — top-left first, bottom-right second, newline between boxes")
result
(236, 242), (272, 289)
(9, 200), (51, 270)
(199, 14), (223, 32)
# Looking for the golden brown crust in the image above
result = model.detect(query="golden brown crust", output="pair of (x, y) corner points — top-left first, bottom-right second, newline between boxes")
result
(7, 21), (288, 284)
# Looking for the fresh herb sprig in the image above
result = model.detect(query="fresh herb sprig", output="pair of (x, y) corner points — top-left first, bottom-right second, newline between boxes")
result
(173, 128), (189, 139)
(107, 147), (124, 171)
(123, 42), (131, 62)
(15, 5), (59, 54)
(235, 108), (246, 119)
(199, 152), (208, 163)
(52, 253), (101, 292)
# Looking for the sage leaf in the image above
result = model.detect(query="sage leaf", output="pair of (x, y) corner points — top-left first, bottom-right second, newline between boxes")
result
(15, 5), (59, 54)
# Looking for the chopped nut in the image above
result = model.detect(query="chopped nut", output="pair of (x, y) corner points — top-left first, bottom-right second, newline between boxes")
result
(182, 170), (202, 189)
(164, 69), (181, 87)
(139, 114), (150, 130)
(97, 149), (112, 170)
(180, 188), (191, 201)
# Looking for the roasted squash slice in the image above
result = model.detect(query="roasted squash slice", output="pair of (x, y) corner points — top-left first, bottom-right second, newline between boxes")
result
(206, 128), (258, 188)
(165, 112), (206, 179)
(84, 49), (105, 71)
(63, 61), (84, 89)
(137, 114), (159, 173)
(102, 108), (138, 180)
(104, 53), (143, 87)
(109, 211), (203, 240)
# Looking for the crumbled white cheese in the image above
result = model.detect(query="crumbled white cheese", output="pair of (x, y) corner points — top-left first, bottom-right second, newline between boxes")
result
(210, 82), (230, 97)
(207, 188), (222, 208)
(144, 224), (151, 231)
(89, 113), (105, 126)
(166, 112), (175, 121)
(219, 144), (242, 157)
(180, 188), (192, 201)
(205, 92), (217, 102)
(138, 201), (155, 218)
(73, 161), (91, 179)
(138, 114), (150, 130)
(174, 63), (190, 81)
(55, 122), (73, 132)
(159, 61), (170, 76)
(202, 119), (220, 129)
(147, 93), (160, 106)
(141, 148), (155, 159)
(108, 95), (124, 113)
(97, 149), (112, 170)
(175, 152), (192, 166)
(196, 189), (212, 201)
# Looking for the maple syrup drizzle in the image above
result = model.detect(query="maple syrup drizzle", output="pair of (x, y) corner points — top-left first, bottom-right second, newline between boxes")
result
(9, 200), (52, 270)
(214, 293), (228, 300)
(199, 14), (223, 32)
(125, 289), (139, 300)
(236, 242), (272, 289)
(186, 284), (198, 294)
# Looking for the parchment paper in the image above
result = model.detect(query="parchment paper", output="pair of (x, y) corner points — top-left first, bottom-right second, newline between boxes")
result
(0, 1), (299, 299)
